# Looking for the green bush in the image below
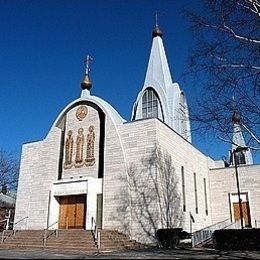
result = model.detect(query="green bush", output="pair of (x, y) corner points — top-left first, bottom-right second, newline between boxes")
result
(213, 229), (260, 251)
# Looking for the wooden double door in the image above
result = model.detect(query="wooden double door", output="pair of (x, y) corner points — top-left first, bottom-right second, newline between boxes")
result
(233, 201), (251, 227)
(59, 195), (86, 229)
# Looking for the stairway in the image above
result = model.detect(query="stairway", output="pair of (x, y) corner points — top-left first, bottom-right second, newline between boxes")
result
(194, 237), (213, 249)
(99, 230), (143, 251)
(0, 230), (97, 251)
(0, 229), (143, 252)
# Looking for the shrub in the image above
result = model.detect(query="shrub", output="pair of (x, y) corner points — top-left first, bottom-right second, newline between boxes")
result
(156, 228), (183, 249)
(213, 229), (260, 251)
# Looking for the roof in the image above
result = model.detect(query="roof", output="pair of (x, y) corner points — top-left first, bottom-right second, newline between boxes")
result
(0, 193), (16, 208)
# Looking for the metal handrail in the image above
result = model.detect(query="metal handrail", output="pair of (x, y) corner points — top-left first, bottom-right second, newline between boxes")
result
(0, 219), (7, 237)
(91, 217), (100, 248)
(192, 218), (231, 247)
(1, 230), (6, 244)
(1, 218), (11, 244)
(43, 221), (58, 246)
(13, 216), (29, 237)
(13, 216), (29, 229)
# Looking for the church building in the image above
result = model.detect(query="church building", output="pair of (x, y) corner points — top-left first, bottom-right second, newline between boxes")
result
(14, 24), (260, 244)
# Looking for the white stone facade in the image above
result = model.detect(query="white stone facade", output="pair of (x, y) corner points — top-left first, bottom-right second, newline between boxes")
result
(14, 26), (260, 245)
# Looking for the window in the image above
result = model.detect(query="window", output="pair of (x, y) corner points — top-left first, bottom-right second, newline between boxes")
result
(142, 88), (159, 118)
(194, 172), (198, 214)
(179, 92), (188, 138)
(181, 166), (186, 212)
(203, 178), (208, 216)
(235, 152), (246, 165)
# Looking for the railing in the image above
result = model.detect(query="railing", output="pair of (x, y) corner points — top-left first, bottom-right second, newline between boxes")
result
(0, 210), (12, 231)
(1, 216), (28, 244)
(91, 217), (100, 248)
(224, 219), (242, 229)
(12, 216), (29, 237)
(1, 219), (8, 244)
(0, 219), (7, 231)
(43, 221), (58, 247)
(192, 218), (231, 247)
(255, 219), (260, 228)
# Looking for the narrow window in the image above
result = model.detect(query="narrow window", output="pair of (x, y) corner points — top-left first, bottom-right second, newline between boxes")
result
(96, 194), (103, 229)
(142, 89), (159, 119)
(194, 172), (198, 214)
(142, 91), (147, 118)
(203, 178), (208, 216)
(181, 166), (186, 212)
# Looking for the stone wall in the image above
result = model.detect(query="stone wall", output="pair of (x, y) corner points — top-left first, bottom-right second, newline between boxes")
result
(118, 118), (214, 244)
(155, 120), (213, 232)
(102, 113), (129, 233)
(14, 127), (61, 229)
(209, 164), (260, 226)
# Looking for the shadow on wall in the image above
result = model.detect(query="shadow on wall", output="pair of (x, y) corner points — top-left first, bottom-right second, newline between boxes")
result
(115, 145), (183, 244)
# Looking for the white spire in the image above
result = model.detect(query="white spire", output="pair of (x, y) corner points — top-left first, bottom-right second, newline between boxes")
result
(144, 34), (173, 89)
(131, 25), (192, 142)
(232, 123), (253, 165)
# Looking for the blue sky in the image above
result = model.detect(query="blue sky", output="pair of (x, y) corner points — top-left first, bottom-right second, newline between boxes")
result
(0, 0), (257, 163)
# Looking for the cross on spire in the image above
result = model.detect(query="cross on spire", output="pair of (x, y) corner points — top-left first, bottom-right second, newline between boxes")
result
(152, 11), (163, 38)
(84, 55), (93, 75)
(154, 11), (159, 27)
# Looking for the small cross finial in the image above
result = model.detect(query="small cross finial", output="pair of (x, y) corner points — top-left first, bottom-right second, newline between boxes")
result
(84, 55), (93, 75)
(154, 11), (158, 27)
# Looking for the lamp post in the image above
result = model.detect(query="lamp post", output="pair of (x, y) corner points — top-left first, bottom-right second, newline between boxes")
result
(231, 110), (247, 229)
(232, 146), (247, 229)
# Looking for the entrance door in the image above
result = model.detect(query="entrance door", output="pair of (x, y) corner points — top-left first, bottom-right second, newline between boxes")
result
(59, 195), (86, 229)
(233, 201), (252, 227)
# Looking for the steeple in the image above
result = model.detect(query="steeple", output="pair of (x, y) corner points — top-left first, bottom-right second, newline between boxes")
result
(144, 19), (172, 90)
(81, 55), (93, 91)
(131, 18), (192, 143)
(231, 110), (253, 165)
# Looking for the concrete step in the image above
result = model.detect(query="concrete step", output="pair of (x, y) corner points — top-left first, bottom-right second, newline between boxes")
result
(45, 241), (97, 246)
(0, 243), (98, 251)
(0, 229), (144, 251)
(99, 230), (143, 250)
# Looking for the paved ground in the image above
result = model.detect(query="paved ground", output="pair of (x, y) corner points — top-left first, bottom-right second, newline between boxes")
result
(1, 247), (260, 259)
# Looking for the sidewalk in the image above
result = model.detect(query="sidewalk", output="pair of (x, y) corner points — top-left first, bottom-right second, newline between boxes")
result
(1, 247), (260, 259)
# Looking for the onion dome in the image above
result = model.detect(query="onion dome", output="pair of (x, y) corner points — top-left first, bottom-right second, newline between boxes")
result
(152, 26), (163, 38)
(81, 55), (93, 90)
(81, 74), (92, 90)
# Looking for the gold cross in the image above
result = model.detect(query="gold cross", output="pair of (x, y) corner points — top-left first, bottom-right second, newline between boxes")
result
(84, 55), (93, 75)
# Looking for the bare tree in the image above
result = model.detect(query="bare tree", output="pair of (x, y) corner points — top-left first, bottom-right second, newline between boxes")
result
(185, 0), (260, 148)
(0, 150), (19, 195)
(126, 146), (183, 243)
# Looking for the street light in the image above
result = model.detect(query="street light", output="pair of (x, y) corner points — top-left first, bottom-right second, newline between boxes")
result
(231, 110), (248, 229)
(232, 146), (248, 229)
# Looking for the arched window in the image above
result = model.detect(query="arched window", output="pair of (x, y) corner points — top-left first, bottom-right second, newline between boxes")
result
(142, 88), (162, 119)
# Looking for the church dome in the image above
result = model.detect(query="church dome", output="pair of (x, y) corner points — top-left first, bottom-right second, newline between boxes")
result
(152, 26), (163, 38)
(81, 74), (92, 90)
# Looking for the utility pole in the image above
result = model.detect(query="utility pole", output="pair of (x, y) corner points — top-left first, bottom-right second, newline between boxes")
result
(233, 146), (247, 229)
